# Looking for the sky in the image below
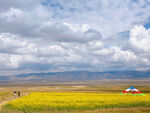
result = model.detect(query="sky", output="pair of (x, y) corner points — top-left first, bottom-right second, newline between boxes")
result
(0, 0), (150, 75)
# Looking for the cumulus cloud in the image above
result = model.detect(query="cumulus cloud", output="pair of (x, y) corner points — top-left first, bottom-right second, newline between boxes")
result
(129, 25), (150, 52)
(40, 0), (150, 37)
(0, 0), (150, 75)
(127, 25), (150, 68)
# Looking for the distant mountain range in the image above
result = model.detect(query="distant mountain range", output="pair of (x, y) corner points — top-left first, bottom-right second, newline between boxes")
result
(0, 71), (150, 82)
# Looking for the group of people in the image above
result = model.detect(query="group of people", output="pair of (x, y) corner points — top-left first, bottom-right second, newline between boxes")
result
(14, 91), (21, 97)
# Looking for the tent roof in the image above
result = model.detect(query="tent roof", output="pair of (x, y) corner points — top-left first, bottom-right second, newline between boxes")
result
(129, 86), (135, 89)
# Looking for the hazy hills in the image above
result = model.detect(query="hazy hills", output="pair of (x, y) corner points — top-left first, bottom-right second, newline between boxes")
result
(1, 71), (150, 82)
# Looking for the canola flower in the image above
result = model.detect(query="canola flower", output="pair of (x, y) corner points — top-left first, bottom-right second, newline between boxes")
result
(5, 93), (150, 112)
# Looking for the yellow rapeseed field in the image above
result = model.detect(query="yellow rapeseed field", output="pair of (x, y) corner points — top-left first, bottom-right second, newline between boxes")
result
(5, 93), (150, 112)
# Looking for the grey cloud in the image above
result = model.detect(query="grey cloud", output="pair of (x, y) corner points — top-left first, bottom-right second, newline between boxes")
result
(0, 0), (42, 12)
(0, 0), (150, 75)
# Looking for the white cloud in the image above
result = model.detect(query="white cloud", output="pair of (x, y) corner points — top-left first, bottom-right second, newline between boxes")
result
(127, 25), (150, 68)
(0, 54), (22, 69)
(129, 25), (150, 52)
(0, 8), (23, 20)
(41, 0), (150, 38)
(93, 47), (137, 63)
(63, 23), (90, 33)
(0, 0), (150, 74)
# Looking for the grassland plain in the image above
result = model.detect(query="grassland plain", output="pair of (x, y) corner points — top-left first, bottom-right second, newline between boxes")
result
(3, 92), (150, 113)
(1, 83), (150, 113)
(0, 92), (10, 102)
(0, 93), (5, 95)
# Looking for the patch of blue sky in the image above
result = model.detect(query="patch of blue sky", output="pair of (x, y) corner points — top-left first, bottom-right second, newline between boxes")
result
(132, 0), (138, 2)
(50, 2), (63, 10)
(144, 22), (150, 29)
(41, 0), (63, 10)
(104, 45), (111, 48)
(69, 7), (76, 12)
(41, 0), (65, 19)
(119, 31), (129, 38)
(41, 0), (51, 6)
(144, 17), (150, 29)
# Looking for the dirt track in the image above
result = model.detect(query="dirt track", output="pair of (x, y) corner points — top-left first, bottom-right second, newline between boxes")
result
(0, 96), (17, 111)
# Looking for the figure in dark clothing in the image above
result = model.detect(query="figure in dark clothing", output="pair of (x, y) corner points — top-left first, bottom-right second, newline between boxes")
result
(14, 91), (17, 97)
(18, 91), (21, 97)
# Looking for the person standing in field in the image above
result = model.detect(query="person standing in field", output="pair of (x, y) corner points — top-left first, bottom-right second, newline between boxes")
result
(14, 91), (17, 97)
(18, 91), (20, 97)
(18, 91), (21, 97)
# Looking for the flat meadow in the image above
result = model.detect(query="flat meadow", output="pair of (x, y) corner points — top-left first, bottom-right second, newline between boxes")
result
(3, 92), (150, 113)
(1, 80), (150, 113)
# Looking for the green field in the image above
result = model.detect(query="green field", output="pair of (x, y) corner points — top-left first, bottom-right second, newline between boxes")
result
(3, 92), (150, 113)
